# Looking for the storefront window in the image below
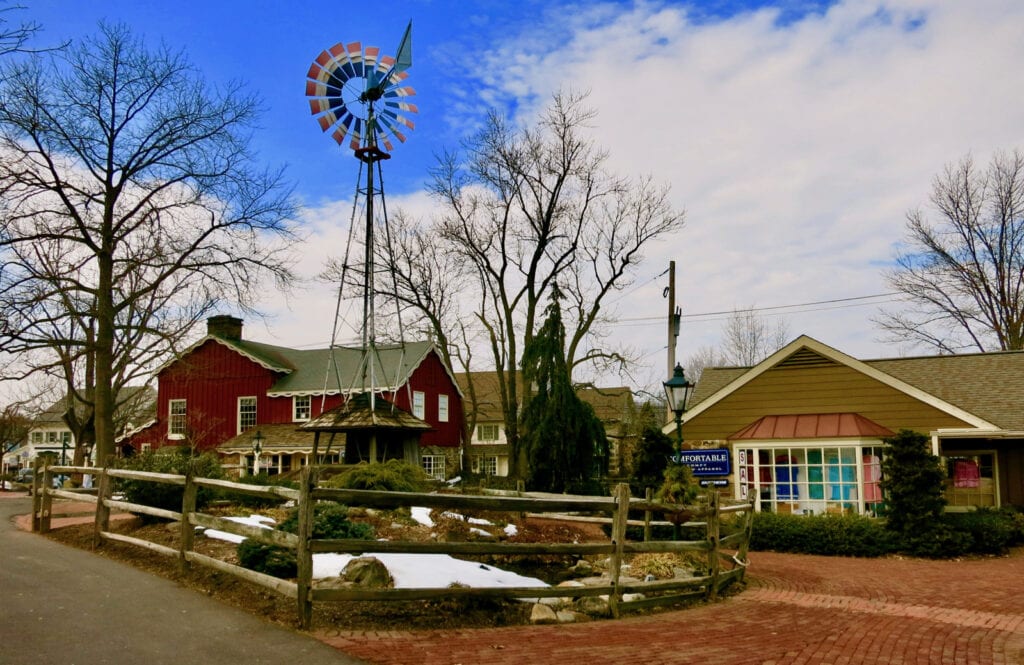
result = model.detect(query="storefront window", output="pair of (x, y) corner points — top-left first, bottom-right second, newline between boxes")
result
(738, 442), (888, 516)
(942, 452), (996, 508)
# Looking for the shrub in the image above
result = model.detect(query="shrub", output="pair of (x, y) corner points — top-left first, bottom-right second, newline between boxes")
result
(232, 473), (297, 509)
(750, 512), (897, 557)
(630, 426), (674, 495)
(322, 459), (429, 493)
(942, 508), (1021, 555)
(116, 450), (224, 521)
(236, 502), (374, 577)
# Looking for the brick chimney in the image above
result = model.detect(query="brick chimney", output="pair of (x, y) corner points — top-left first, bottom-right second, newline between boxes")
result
(207, 315), (243, 341)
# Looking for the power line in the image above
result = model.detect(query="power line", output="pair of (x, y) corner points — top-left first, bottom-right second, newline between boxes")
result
(617, 292), (900, 324)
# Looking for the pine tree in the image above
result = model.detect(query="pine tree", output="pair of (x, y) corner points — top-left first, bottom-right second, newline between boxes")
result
(879, 429), (947, 535)
(519, 287), (607, 493)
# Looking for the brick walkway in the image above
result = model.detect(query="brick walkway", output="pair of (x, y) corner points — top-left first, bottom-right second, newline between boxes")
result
(313, 550), (1024, 665)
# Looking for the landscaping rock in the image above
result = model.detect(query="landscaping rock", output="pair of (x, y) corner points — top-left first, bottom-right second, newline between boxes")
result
(557, 610), (590, 623)
(340, 556), (393, 589)
(570, 559), (594, 575)
(530, 603), (558, 624)
(575, 595), (611, 617)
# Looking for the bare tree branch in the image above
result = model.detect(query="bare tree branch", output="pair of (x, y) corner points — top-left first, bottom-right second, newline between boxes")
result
(876, 150), (1024, 352)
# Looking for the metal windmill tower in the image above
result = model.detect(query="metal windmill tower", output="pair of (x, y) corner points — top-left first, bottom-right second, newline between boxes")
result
(302, 23), (425, 462)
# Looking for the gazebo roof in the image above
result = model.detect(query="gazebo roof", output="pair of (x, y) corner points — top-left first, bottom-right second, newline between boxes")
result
(299, 392), (431, 433)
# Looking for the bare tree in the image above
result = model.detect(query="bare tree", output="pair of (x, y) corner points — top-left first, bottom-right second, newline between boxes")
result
(0, 23), (297, 461)
(721, 306), (791, 366)
(877, 150), (1024, 353)
(383, 92), (684, 477)
(683, 344), (726, 383)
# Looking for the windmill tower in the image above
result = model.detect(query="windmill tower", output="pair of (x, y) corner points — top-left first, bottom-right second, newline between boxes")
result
(300, 23), (428, 464)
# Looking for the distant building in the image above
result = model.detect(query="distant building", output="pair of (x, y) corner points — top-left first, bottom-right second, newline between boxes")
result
(455, 371), (635, 477)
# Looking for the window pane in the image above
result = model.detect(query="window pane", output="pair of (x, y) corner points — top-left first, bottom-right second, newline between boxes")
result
(294, 395), (311, 421)
(438, 395), (449, 423)
(412, 391), (425, 419)
(238, 397), (257, 434)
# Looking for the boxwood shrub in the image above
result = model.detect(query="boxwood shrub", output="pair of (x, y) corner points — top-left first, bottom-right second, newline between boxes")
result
(236, 502), (374, 578)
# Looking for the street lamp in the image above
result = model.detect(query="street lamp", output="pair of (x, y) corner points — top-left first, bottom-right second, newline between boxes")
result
(251, 430), (264, 476)
(663, 363), (696, 453)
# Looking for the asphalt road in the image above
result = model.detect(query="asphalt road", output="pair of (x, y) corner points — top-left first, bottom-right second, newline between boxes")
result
(0, 494), (365, 665)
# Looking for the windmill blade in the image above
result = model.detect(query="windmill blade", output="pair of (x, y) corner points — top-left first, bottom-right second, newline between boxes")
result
(306, 29), (417, 153)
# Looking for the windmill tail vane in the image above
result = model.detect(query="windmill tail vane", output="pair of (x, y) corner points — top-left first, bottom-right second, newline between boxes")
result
(305, 21), (417, 154)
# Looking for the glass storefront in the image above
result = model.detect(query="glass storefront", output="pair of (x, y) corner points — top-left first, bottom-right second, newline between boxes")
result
(736, 441), (886, 516)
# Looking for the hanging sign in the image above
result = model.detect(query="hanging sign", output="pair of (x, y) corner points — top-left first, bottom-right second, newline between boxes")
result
(673, 448), (731, 476)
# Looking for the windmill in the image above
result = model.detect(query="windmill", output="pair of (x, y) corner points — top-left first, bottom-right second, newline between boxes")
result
(301, 23), (427, 464)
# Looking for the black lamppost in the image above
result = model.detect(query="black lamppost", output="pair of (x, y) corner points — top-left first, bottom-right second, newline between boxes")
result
(663, 363), (696, 454)
(251, 430), (264, 476)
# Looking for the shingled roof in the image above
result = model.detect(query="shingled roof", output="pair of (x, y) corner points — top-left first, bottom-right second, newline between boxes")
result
(689, 339), (1024, 431)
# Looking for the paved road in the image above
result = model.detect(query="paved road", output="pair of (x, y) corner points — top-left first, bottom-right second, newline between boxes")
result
(0, 493), (364, 665)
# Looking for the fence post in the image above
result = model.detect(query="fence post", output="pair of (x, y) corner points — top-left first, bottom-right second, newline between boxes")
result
(705, 491), (721, 601)
(179, 462), (198, 574)
(734, 497), (756, 581)
(93, 465), (113, 548)
(39, 463), (53, 534)
(643, 487), (653, 542)
(608, 482), (630, 619)
(295, 465), (316, 629)
(31, 457), (43, 532)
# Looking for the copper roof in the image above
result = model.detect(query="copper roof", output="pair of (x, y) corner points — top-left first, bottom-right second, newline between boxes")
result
(729, 413), (895, 440)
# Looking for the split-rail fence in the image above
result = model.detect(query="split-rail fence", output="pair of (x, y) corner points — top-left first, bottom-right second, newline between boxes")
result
(29, 459), (754, 629)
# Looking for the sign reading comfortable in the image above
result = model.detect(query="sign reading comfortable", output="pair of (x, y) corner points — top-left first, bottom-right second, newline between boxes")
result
(673, 448), (731, 476)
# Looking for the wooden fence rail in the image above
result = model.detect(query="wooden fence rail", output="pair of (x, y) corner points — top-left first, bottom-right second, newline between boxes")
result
(33, 462), (755, 629)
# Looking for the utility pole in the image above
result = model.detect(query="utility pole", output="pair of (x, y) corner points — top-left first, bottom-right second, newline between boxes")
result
(666, 261), (681, 421)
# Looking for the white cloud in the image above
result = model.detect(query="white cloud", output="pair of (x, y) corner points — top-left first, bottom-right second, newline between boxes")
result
(250, 0), (1024, 388)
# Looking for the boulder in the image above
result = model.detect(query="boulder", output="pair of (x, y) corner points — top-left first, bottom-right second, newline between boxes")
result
(530, 603), (558, 624)
(340, 556), (393, 589)
(575, 595), (611, 617)
(557, 610), (590, 623)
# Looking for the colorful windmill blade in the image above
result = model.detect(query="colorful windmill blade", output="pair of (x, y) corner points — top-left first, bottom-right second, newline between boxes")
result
(306, 33), (417, 152)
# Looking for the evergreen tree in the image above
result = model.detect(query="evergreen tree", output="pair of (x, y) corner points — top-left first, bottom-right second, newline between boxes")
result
(879, 429), (947, 535)
(629, 402), (675, 495)
(520, 287), (607, 493)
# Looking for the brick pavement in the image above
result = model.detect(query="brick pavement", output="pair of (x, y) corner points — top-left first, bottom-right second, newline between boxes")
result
(313, 550), (1024, 665)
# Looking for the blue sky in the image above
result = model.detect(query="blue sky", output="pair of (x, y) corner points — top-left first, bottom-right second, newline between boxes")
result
(19, 1), (1024, 390)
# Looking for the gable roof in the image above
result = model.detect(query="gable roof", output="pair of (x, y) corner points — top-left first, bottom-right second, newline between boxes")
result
(683, 335), (1001, 431)
(162, 333), (447, 397)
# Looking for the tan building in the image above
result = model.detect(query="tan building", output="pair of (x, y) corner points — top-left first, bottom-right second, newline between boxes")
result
(455, 371), (635, 477)
(670, 336), (1024, 514)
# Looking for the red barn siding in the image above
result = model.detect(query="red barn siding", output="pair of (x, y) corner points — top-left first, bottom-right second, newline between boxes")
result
(147, 339), (462, 453)
(401, 351), (463, 448)
(156, 340), (280, 451)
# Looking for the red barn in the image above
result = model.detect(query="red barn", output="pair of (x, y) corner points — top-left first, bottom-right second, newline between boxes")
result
(130, 316), (463, 479)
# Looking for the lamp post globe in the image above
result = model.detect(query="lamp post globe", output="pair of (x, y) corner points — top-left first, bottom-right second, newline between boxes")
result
(663, 363), (695, 454)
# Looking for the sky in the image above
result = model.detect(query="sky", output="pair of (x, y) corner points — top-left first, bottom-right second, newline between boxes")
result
(18, 0), (1024, 393)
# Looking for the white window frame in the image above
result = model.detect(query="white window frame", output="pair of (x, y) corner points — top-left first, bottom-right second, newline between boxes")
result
(422, 454), (446, 480)
(476, 423), (500, 443)
(412, 391), (425, 419)
(472, 455), (498, 476)
(293, 395), (311, 422)
(735, 439), (885, 516)
(237, 396), (257, 435)
(31, 431), (43, 445)
(438, 394), (449, 423)
(168, 399), (187, 439)
(140, 443), (152, 453)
